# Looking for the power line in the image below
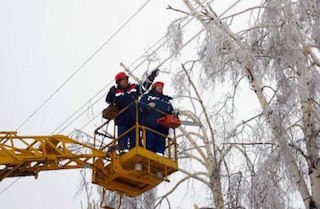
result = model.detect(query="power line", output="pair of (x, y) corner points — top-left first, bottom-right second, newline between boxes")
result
(58, 92), (106, 133)
(75, 0), (243, 131)
(0, 178), (21, 195)
(2, 0), (242, 196)
(78, 27), (206, 131)
(16, 0), (152, 131)
(51, 35), (165, 134)
(51, 82), (112, 134)
(3, 0), (152, 195)
(0, 0), (203, 194)
(52, 0), (213, 134)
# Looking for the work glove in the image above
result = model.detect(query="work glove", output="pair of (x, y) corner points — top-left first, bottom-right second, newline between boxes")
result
(109, 86), (116, 95)
(149, 69), (160, 81)
(148, 102), (156, 108)
(106, 86), (117, 104)
(172, 110), (179, 116)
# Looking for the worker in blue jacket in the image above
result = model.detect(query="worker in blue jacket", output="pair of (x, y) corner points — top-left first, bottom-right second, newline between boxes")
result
(140, 81), (174, 154)
(106, 69), (159, 150)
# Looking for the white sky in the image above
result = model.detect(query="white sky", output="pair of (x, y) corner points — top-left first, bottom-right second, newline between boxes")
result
(0, 1), (263, 209)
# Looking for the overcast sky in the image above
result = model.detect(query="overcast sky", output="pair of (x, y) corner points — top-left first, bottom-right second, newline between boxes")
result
(0, 1), (260, 208)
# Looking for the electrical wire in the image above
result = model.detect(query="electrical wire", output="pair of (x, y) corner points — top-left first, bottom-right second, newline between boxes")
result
(52, 0), (213, 134)
(78, 28), (206, 131)
(2, 0), (242, 196)
(2, 0), (152, 195)
(51, 35), (165, 134)
(16, 0), (152, 131)
(0, 178), (21, 195)
(75, 0), (243, 131)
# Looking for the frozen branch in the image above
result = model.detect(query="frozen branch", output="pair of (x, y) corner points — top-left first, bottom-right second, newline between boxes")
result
(120, 62), (141, 83)
(179, 151), (207, 168)
(237, 24), (283, 35)
(222, 6), (270, 20)
(181, 63), (217, 165)
(154, 176), (191, 209)
(179, 168), (211, 187)
(307, 46), (320, 67)
(167, 5), (190, 15)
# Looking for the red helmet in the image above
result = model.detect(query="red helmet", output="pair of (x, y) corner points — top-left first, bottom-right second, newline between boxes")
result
(152, 81), (164, 89)
(115, 72), (128, 83)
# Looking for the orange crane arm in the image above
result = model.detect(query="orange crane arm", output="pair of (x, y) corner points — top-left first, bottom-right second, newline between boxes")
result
(0, 131), (105, 181)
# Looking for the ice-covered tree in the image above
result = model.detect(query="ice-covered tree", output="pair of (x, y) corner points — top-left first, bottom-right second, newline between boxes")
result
(99, 189), (156, 209)
(164, 0), (320, 208)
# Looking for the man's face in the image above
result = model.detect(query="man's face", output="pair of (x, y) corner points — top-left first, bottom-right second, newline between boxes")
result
(119, 77), (129, 88)
(155, 85), (163, 94)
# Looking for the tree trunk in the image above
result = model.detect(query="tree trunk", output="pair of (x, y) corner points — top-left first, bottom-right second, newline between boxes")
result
(210, 170), (224, 209)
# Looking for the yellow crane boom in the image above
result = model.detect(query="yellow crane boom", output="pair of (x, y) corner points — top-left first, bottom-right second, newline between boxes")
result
(0, 131), (105, 181)
(0, 101), (179, 208)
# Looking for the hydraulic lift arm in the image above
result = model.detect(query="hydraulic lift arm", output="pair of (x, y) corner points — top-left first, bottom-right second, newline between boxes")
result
(0, 131), (106, 181)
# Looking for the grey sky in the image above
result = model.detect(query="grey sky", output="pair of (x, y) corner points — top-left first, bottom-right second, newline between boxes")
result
(0, 0), (259, 208)
(0, 1), (188, 208)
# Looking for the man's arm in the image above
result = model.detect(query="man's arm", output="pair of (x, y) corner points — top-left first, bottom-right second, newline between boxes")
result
(139, 94), (149, 112)
(141, 69), (159, 92)
(139, 94), (156, 112)
(165, 96), (174, 114)
(106, 86), (116, 104)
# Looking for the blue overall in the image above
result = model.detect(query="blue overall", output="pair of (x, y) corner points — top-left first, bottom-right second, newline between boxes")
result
(107, 83), (141, 149)
(106, 74), (156, 150)
(140, 90), (173, 154)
